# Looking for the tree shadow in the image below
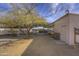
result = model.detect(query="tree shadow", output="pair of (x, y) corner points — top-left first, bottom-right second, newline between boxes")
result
(0, 34), (33, 47)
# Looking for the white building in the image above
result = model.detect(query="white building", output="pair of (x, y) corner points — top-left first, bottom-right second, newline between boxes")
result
(52, 13), (79, 46)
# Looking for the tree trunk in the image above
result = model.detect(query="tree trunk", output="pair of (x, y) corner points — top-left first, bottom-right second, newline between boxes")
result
(19, 27), (31, 39)
(27, 28), (31, 38)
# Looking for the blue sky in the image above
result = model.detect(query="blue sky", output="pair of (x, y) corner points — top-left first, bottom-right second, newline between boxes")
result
(0, 3), (10, 11)
(0, 3), (79, 23)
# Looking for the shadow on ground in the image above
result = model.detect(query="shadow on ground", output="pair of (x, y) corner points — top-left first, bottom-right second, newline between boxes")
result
(0, 34), (32, 47)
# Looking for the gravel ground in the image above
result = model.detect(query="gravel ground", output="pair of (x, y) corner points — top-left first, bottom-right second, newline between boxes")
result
(22, 33), (79, 56)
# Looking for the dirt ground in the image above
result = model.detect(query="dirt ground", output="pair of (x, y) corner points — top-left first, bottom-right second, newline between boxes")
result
(0, 35), (33, 56)
(22, 33), (79, 56)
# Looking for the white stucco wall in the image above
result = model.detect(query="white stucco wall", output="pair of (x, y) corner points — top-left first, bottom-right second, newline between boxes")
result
(69, 14), (79, 45)
(0, 28), (27, 35)
(52, 13), (79, 45)
(53, 14), (70, 44)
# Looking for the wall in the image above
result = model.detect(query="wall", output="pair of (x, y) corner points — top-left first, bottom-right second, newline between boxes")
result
(53, 14), (70, 44)
(0, 28), (27, 35)
(69, 14), (79, 45)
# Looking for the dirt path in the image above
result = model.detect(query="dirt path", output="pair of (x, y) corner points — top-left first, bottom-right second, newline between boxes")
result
(22, 33), (79, 56)
(0, 39), (33, 56)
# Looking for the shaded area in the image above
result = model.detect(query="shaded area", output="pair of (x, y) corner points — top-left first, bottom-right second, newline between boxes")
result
(22, 33), (79, 56)
(0, 34), (31, 46)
